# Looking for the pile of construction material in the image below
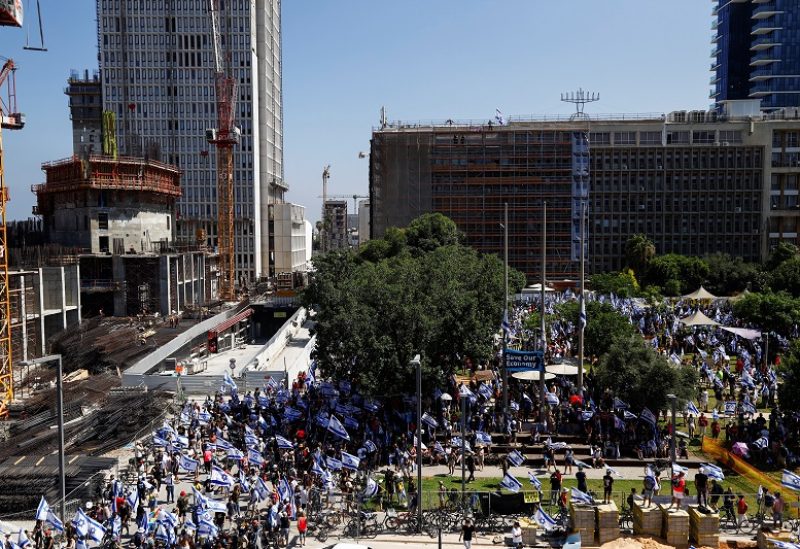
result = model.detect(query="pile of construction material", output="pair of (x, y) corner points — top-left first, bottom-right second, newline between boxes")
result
(688, 505), (718, 547)
(596, 502), (620, 544)
(632, 497), (661, 537)
(659, 504), (689, 548)
(570, 501), (596, 546)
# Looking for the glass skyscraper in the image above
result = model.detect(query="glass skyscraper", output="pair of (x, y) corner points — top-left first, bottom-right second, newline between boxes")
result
(711, 0), (800, 110)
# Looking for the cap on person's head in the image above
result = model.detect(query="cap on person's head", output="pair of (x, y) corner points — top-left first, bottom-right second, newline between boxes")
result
(578, 465), (583, 470)
(180, 491), (186, 497)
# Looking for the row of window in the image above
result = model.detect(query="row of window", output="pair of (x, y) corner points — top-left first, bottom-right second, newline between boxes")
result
(589, 130), (744, 146)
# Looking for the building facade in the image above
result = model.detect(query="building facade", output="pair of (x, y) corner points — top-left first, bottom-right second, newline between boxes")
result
(268, 203), (307, 277)
(370, 105), (800, 280)
(66, 70), (103, 157)
(711, 0), (800, 110)
(322, 200), (348, 251)
(358, 199), (370, 245)
(96, 0), (285, 280)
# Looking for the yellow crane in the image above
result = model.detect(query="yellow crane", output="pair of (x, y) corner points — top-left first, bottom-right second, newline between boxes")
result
(205, 0), (239, 301)
(0, 57), (24, 417)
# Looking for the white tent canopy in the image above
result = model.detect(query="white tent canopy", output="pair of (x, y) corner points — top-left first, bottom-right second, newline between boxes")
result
(683, 286), (718, 300)
(512, 370), (556, 381)
(679, 310), (720, 327)
(720, 326), (762, 340)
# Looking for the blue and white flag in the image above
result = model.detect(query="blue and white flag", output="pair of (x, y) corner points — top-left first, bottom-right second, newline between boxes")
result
(197, 518), (218, 538)
(421, 412), (438, 428)
(670, 353), (682, 365)
(545, 392), (559, 405)
(283, 406), (303, 422)
(275, 435), (294, 449)
(502, 309), (512, 335)
(152, 434), (170, 447)
(72, 508), (90, 537)
(136, 509), (149, 532)
(326, 457), (343, 471)
(46, 510), (64, 532)
(363, 477), (379, 498)
(17, 529), (30, 548)
(179, 454), (199, 472)
(623, 410), (638, 420)
(311, 460), (326, 476)
(245, 433), (260, 447)
(341, 451), (360, 471)
(174, 435), (189, 448)
(315, 411), (329, 427)
(767, 540), (800, 549)
(197, 410), (211, 424)
(528, 472), (542, 490)
(238, 472), (251, 493)
(702, 464), (725, 481)
(111, 516), (122, 538)
(84, 513), (106, 543)
(686, 401), (700, 416)
(327, 415), (351, 441)
(606, 466), (623, 478)
(753, 436), (769, 450)
(782, 469), (800, 493)
(215, 437), (234, 451)
(672, 462), (689, 474)
(574, 459), (592, 470)
(223, 370), (238, 391)
(613, 397), (629, 410)
(192, 486), (209, 509)
(210, 466), (235, 488)
(478, 383), (493, 400)
(476, 431), (493, 445)
(534, 507), (557, 531)
(640, 408), (656, 426)
(613, 415), (625, 431)
(254, 477), (270, 501)
(499, 473), (523, 493)
(579, 296), (587, 330)
(226, 447), (244, 461)
(507, 449), (525, 467)
(434, 441), (445, 454)
(36, 496), (50, 521)
(158, 509), (179, 528)
(248, 448), (265, 467)
(205, 499), (227, 514)
(495, 108), (506, 126)
(742, 401), (757, 415)
(725, 401), (737, 416)
(344, 416), (359, 430)
(571, 487), (594, 505)
(364, 439), (378, 453)
(458, 384), (474, 398)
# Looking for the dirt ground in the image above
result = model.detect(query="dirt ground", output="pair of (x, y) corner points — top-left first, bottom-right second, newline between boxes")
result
(598, 537), (757, 549)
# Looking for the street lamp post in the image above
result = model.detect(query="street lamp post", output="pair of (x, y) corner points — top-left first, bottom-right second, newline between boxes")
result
(23, 354), (65, 519)
(667, 393), (677, 499)
(412, 354), (422, 532)
(502, 203), (509, 417)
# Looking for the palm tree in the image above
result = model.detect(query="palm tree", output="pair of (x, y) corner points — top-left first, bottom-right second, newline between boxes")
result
(625, 234), (655, 275)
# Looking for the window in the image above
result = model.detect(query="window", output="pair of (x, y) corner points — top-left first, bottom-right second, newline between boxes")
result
(719, 130), (742, 144)
(614, 132), (636, 145)
(693, 131), (716, 144)
(590, 132), (610, 145)
(640, 131), (662, 145)
(98, 213), (109, 230)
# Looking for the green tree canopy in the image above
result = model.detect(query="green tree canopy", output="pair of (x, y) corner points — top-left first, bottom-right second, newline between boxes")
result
(589, 270), (639, 298)
(555, 301), (636, 358)
(624, 234), (656, 276)
(303, 215), (525, 395)
(594, 334), (697, 413)
(404, 212), (463, 252)
(644, 254), (710, 296)
(766, 242), (799, 271)
(732, 291), (800, 335)
(769, 256), (800, 298)
(777, 340), (800, 413)
(703, 253), (763, 296)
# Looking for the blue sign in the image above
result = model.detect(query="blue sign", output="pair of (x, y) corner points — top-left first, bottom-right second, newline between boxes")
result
(505, 349), (544, 372)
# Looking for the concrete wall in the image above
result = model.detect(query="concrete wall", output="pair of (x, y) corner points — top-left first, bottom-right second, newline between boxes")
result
(48, 206), (173, 253)
(358, 200), (370, 245)
(272, 203), (307, 274)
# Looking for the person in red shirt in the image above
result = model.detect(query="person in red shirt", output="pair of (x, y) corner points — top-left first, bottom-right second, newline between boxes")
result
(670, 471), (686, 510)
(736, 494), (749, 527)
(297, 511), (307, 546)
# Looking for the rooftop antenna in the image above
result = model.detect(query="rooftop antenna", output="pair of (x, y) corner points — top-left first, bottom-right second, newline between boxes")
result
(380, 106), (387, 129)
(560, 88), (599, 121)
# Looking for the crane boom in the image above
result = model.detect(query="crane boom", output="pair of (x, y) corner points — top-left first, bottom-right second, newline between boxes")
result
(206, 0), (238, 301)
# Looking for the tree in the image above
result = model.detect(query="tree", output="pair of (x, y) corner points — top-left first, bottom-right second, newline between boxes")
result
(777, 340), (800, 413)
(554, 301), (636, 358)
(645, 254), (710, 296)
(767, 242), (799, 271)
(732, 291), (800, 336)
(589, 270), (639, 298)
(594, 335), (697, 412)
(302, 214), (525, 395)
(404, 212), (463, 252)
(625, 234), (656, 275)
(703, 253), (763, 296)
(769, 257), (800, 298)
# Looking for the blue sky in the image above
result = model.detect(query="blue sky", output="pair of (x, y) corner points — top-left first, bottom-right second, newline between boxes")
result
(2, 0), (711, 222)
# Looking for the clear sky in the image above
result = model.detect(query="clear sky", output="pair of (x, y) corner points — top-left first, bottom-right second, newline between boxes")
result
(2, 0), (711, 222)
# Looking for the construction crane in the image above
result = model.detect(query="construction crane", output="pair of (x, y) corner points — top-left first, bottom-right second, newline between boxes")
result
(205, 0), (240, 301)
(0, 57), (23, 417)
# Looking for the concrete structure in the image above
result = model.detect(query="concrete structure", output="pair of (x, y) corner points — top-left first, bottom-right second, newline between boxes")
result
(711, 0), (800, 110)
(79, 249), (217, 317)
(322, 200), (348, 251)
(33, 155), (180, 254)
(65, 70), (103, 157)
(358, 199), (370, 245)
(370, 105), (800, 279)
(267, 203), (307, 277)
(303, 220), (313, 264)
(9, 265), (81, 364)
(96, 0), (285, 282)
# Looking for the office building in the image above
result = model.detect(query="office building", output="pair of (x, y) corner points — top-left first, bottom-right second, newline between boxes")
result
(370, 102), (800, 280)
(711, 0), (800, 110)
(268, 203), (308, 277)
(322, 200), (348, 251)
(96, 0), (286, 281)
(66, 70), (104, 157)
(358, 199), (370, 245)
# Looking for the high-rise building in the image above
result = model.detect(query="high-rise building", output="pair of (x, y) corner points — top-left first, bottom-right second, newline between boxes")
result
(65, 70), (103, 157)
(322, 200), (348, 251)
(358, 199), (370, 245)
(711, 0), (800, 110)
(370, 104), (800, 280)
(96, 0), (285, 281)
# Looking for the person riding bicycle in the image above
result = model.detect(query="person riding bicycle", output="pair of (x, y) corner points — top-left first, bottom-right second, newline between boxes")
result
(722, 487), (735, 516)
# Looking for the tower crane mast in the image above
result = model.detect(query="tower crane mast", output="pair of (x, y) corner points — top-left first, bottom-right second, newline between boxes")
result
(206, 0), (239, 301)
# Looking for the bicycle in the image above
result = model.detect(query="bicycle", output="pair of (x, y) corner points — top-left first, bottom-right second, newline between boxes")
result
(618, 503), (633, 532)
(719, 506), (751, 534)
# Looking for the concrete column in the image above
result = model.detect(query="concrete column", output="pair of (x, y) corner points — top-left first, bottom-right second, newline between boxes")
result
(60, 267), (67, 330)
(37, 268), (45, 355)
(20, 275), (28, 362)
(112, 256), (126, 316)
(75, 263), (82, 324)
(190, 253), (197, 306)
(175, 257), (181, 313)
(160, 255), (171, 316)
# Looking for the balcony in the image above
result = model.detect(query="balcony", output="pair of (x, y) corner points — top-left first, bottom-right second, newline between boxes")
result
(752, 2), (783, 19)
(711, 32), (721, 44)
(750, 49), (780, 66)
(711, 19), (719, 30)
(710, 60), (721, 71)
(711, 46), (721, 58)
(752, 17), (783, 34)
(710, 74), (721, 85)
(751, 35), (781, 51)
(749, 67), (777, 81)
(710, 89), (720, 99)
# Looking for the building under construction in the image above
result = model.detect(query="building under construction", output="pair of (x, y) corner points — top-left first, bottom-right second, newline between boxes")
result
(370, 101), (800, 279)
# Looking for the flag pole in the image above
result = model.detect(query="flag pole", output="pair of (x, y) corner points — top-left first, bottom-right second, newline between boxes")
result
(539, 201), (547, 424)
(578, 200), (586, 398)
(503, 202), (509, 417)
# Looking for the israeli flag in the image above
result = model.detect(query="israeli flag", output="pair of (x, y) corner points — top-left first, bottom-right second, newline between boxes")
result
(613, 415), (625, 431)
(17, 529), (30, 548)
(507, 449), (525, 467)
(206, 499), (227, 514)
(753, 436), (769, 450)
(499, 473), (523, 493)
(215, 437), (234, 451)
(248, 448), (265, 467)
(478, 383), (493, 400)
(326, 457), (343, 471)
(245, 433), (260, 447)
(327, 415), (351, 441)
(534, 507), (557, 531)
(197, 518), (218, 538)
(458, 384), (474, 398)
(434, 441), (445, 454)
(111, 516), (122, 537)
(767, 540), (800, 549)
(579, 297), (587, 330)
(476, 431), (493, 445)
(152, 434), (170, 447)
(725, 401), (737, 415)
(547, 441), (568, 451)
(210, 466), (235, 488)
(363, 477), (379, 498)
(192, 486), (209, 509)
(72, 508), (90, 537)
(502, 309), (512, 335)
(421, 412), (438, 428)
(238, 472), (251, 492)
(75, 539), (87, 549)
(703, 466), (725, 481)
(283, 406), (303, 422)
(606, 466), (623, 478)
(344, 416), (359, 430)
(174, 434), (189, 448)
(197, 410), (211, 424)
(311, 460), (326, 476)
(495, 108), (506, 126)
(528, 472), (542, 490)
(223, 370), (238, 391)
(84, 514), (106, 543)
(341, 451), (360, 471)
(46, 510), (64, 532)
(571, 487), (594, 505)
(640, 408), (656, 426)
(364, 439), (378, 453)
(254, 477), (270, 501)
(36, 496), (50, 521)
(672, 462), (689, 474)
(226, 447), (244, 461)
(581, 411), (594, 421)
(179, 454), (199, 472)
(623, 410), (638, 420)
(315, 411), (329, 427)
(136, 509), (149, 532)
(742, 401), (757, 415)
(686, 401), (700, 416)
(574, 459), (592, 470)
(613, 397), (629, 410)
(670, 353), (681, 365)
(158, 509), (179, 528)
(545, 392), (559, 405)
(275, 435), (294, 449)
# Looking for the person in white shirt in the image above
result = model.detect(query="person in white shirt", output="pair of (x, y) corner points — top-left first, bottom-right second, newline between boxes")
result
(511, 521), (523, 548)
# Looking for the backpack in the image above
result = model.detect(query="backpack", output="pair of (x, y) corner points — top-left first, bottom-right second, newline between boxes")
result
(644, 476), (656, 490)
(764, 494), (774, 508)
